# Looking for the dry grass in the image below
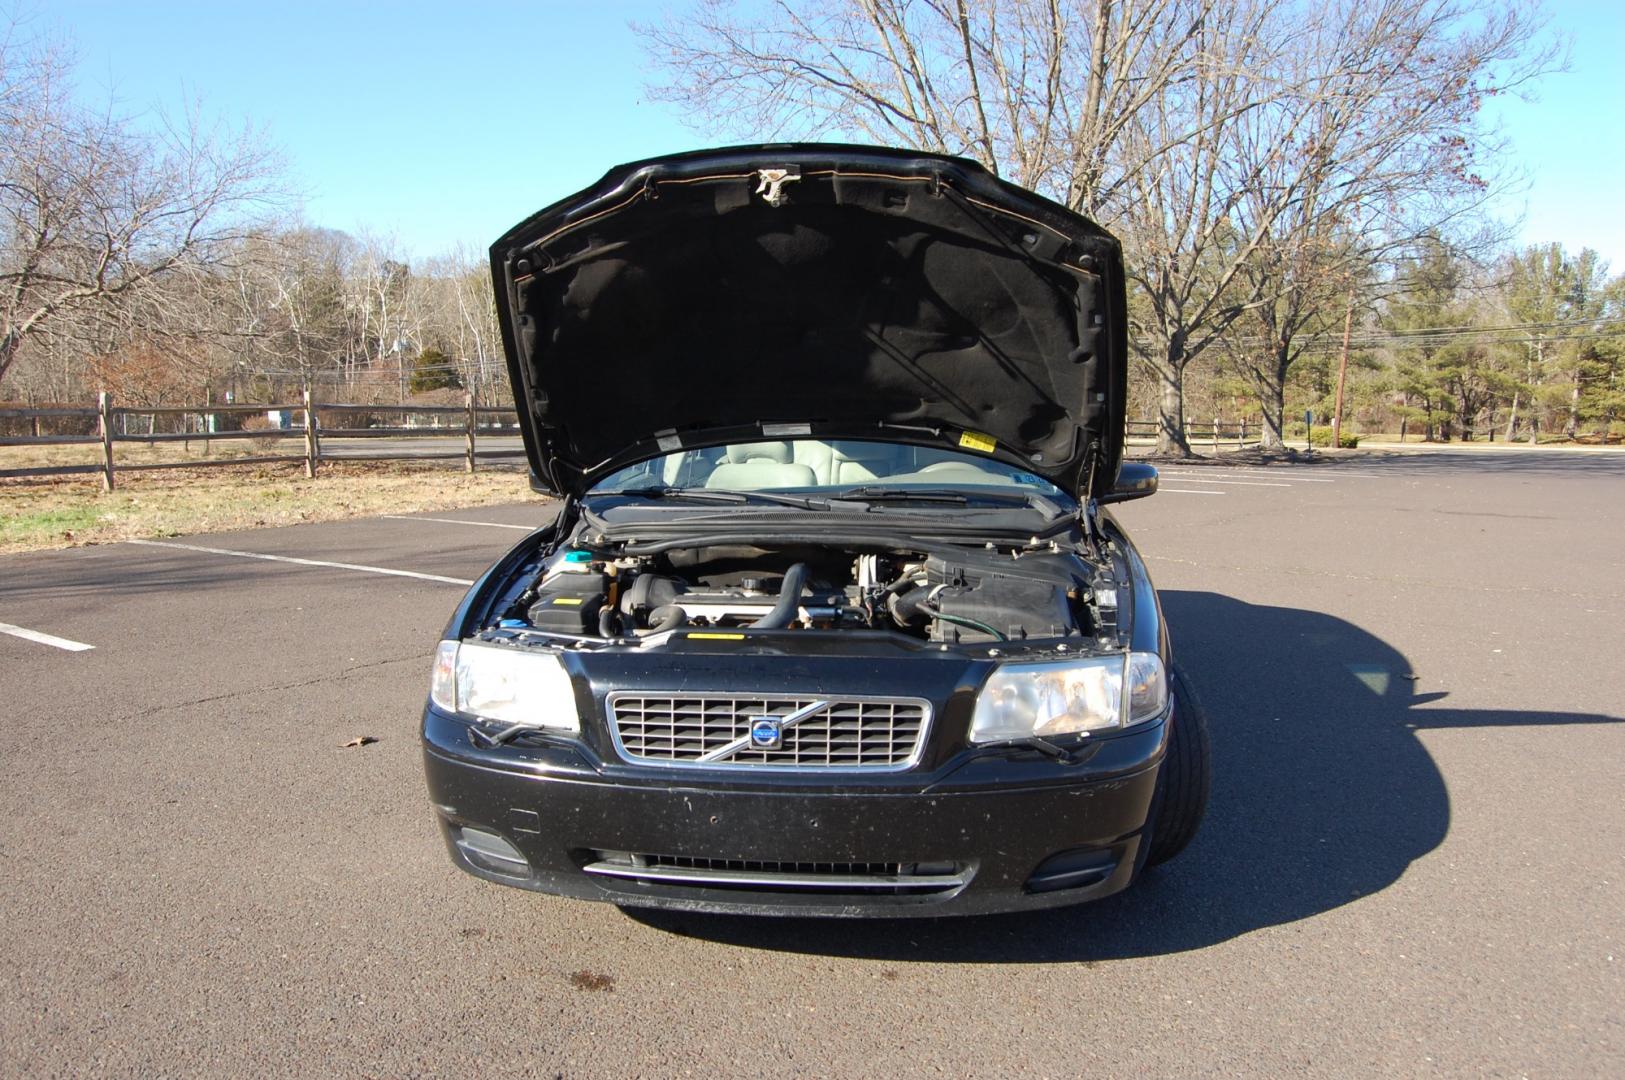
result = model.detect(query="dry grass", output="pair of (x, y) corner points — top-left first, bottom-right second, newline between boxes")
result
(0, 436), (309, 472)
(0, 460), (544, 554)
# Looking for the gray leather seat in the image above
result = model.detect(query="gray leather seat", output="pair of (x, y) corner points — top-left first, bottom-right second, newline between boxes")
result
(705, 442), (817, 490)
(791, 440), (888, 485)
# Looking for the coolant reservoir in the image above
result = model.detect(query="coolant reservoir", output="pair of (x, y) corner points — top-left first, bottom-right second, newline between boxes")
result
(541, 548), (597, 585)
(556, 550), (595, 571)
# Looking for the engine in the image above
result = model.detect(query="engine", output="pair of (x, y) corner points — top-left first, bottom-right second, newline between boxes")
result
(509, 541), (1099, 645)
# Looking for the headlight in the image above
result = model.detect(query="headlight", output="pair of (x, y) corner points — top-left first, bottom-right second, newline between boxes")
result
(428, 640), (581, 733)
(968, 652), (1166, 743)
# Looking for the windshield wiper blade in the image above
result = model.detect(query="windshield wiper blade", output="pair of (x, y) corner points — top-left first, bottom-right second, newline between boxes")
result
(617, 485), (746, 504)
(835, 486), (970, 505)
(615, 485), (830, 510)
(837, 485), (1067, 516)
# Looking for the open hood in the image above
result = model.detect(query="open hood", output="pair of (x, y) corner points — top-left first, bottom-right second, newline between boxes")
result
(490, 144), (1127, 498)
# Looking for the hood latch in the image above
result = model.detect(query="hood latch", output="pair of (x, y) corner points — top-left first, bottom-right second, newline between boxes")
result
(755, 166), (802, 207)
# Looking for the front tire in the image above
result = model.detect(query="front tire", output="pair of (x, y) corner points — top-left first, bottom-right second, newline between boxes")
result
(1144, 663), (1212, 866)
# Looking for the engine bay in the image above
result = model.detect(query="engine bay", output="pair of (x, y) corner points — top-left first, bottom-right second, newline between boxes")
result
(495, 531), (1120, 647)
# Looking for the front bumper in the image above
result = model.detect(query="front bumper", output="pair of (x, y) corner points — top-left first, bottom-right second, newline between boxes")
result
(422, 706), (1167, 917)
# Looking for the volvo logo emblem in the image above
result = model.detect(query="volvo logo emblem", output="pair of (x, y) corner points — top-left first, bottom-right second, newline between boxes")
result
(749, 717), (783, 749)
(693, 701), (829, 764)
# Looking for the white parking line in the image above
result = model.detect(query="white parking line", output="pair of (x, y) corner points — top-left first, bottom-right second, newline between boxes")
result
(1162, 462), (1389, 478)
(1161, 470), (1334, 484)
(0, 622), (95, 652)
(1203, 465), (1384, 479)
(1158, 487), (1227, 495)
(381, 514), (534, 531)
(1153, 476), (1292, 487)
(127, 539), (475, 586)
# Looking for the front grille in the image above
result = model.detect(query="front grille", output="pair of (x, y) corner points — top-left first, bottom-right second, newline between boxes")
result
(582, 851), (969, 894)
(636, 855), (908, 876)
(607, 693), (930, 770)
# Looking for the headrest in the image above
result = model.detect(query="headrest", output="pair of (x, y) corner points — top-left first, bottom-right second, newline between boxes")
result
(725, 441), (792, 464)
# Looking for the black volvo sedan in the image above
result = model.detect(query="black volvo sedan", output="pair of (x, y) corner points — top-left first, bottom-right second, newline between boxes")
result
(421, 144), (1210, 917)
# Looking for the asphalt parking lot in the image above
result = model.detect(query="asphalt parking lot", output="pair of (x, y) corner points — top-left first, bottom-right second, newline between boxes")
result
(2, 450), (1621, 1077)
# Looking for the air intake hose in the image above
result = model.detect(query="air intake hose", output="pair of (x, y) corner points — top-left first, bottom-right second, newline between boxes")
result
(646, 605), (688, 633)
(750, 562), (809, 629)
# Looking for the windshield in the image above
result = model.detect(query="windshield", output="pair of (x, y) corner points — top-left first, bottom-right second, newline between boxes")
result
(589, 439), (1068, 500)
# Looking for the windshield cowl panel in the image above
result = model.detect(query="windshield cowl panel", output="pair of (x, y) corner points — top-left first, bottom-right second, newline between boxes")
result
(577, 504), (1079, 558)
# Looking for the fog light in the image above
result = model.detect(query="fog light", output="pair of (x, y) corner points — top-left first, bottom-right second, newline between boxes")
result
(1025, 847), (1118, 893)
(453, 826), (532, 879)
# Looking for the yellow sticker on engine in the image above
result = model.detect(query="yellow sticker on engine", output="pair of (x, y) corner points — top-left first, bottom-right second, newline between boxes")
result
(686, 632), (745, 641)
(959, 430), (997, 453)
(550, 597), (584, 605)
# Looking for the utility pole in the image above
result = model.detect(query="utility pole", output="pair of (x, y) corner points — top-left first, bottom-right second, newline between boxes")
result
(1331, 292), (1355, 449)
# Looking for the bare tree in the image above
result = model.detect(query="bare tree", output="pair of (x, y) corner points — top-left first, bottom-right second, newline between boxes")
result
(1221, 0), (1558, 448)
(1219, 235), (1363, 448)
(450, 257), (503, 404)
(264, 230), (354, 391)
(344, 233), (419, 401)
(414, 245), (505, 405)
(1112, 0), (1310, 453)
(0, 21), (284, 389)
(640, 0), (1229, 218)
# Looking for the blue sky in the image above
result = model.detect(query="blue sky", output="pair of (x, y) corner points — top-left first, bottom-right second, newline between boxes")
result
(44, 0), (1625, 268)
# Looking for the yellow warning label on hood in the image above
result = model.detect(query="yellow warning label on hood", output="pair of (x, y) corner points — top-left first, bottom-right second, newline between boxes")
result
(958, 430), (997, 453)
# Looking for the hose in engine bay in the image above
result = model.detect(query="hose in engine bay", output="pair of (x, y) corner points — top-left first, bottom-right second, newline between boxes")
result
(749, 562), (809, 629)
(888, 581), (1009, 642)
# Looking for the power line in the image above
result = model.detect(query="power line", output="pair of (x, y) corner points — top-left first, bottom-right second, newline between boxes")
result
(1380, 315), (1625, 338)
(1227, 315), (1625, 356)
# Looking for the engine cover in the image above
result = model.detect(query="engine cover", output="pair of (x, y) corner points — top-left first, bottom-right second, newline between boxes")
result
(925, 556), (1083, 643)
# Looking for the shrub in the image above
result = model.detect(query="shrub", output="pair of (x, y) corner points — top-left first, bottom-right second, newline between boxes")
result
(239, 414), (285, 451)
(1308, 426), (1359, 448)
(316, 407), (379, 430)
(409, 348), (463, 393)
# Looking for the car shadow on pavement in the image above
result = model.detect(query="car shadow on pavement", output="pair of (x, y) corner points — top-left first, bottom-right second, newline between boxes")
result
(625, 589), (1621, 961)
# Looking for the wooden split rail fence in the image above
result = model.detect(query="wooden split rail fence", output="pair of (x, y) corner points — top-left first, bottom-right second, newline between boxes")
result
(0, 392), (523, 490)
(1124, 419), (1262, 451)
